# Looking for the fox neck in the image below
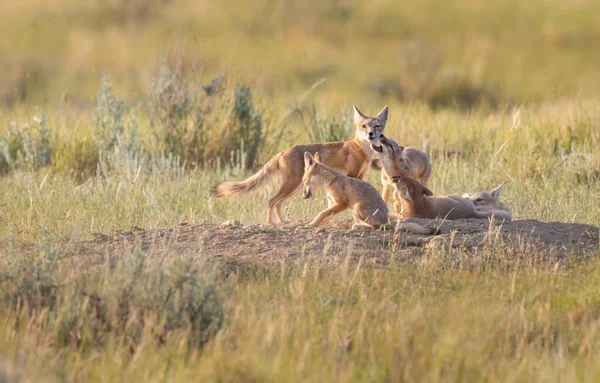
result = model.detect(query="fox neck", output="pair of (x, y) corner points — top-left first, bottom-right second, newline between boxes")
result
(316, 165), (338, 191)
(403, 194), (432, 217)
(380, 158), (400, 178)
(352, 134), (376, 159)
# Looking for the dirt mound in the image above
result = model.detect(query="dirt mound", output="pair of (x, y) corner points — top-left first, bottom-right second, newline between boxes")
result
(83, 218), (598, 269)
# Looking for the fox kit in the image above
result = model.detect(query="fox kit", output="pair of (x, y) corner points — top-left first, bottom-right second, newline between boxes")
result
(211, 105), (389, 224)
(392, 176), (512, 221)
(301, 152), (389, 229)
(373, 137), (432, 213)
(302, 153), (434, 235)
(462, 184), (511, 219)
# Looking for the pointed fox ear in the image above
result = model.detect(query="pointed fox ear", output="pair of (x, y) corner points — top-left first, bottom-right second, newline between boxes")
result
(314, 152), (324, 164)
(376, 105), (389, 124)
(423, 187), (433, 196)
(353, 105), (366, 122)
(490, 184), (504, 198)
(304, 152), (315, 167)
(392, 139), (404, 155)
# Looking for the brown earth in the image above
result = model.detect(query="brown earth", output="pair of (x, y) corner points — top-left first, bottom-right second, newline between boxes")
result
(78, 218), (599, 270)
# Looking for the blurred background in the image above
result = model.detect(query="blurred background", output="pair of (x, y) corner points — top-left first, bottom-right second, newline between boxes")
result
(2, 0), (599, 109)
(0, 0), (599, 185)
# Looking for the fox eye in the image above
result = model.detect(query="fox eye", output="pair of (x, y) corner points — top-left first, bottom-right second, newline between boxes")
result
(361, 124), (367, 129)
(475, 198), (483, 203)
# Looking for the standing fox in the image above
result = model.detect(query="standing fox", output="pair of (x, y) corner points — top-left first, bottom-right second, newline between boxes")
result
(211, 105), (389, 225)
(372, 137), (432, 213)
(301, 152), (433, 234)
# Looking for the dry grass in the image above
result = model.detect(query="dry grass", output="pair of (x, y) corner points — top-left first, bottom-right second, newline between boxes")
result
(1, 0), (600, 381)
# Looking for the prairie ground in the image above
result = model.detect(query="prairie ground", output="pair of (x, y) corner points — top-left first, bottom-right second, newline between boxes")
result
(1, 1), (600, 382)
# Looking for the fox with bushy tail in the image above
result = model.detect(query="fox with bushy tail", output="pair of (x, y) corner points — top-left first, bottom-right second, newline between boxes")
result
(211, 105), (389, 224)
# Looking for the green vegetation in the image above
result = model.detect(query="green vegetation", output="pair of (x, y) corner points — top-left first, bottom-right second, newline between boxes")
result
(1, 0), (600, 381)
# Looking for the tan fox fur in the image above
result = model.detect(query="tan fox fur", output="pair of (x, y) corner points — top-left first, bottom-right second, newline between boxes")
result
(302, 153), (434, 235)
(211, 105), (389, 225)
(392, 176), (512, 221)
(301, 152), (389, 229)
(462, 184), (512, 219)
(372, 137), (432, 213)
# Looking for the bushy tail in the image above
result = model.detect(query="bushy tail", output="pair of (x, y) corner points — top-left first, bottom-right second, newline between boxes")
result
(210, 155), (280, 198)
(371, 159), (383, 171)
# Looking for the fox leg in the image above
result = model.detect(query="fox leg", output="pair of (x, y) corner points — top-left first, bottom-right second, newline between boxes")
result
(326, 193), (335, 208)
(356, 168), (368, 180)
(393, 190), (404, 214)
(351, 206), (386, 230)
(267, 171), (302, 225)
(351, 211), (389, 230)
(351, 219), (375, 230)
(307, 203), (346, 228)
(274, 184), (302, 224)
(268, 172), (302, 225)
(380, 171), (391, 205)
(381, 183), (391, 205)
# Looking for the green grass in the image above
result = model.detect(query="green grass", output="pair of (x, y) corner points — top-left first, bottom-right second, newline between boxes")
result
(1, 96), (599, 381)
(1, 0), (600, 381)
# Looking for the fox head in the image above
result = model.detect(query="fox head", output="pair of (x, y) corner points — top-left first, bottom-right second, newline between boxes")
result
(391, 176), (433, 204)
(302, 152), (324, 200)
(379, 136), (409, 176)
(353, 105), (388, 153)
(462, 184), (509, 212)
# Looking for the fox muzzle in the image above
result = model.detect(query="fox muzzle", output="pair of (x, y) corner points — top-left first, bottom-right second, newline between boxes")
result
(369, 133), (384, 152)
(302, 188), (313, 199)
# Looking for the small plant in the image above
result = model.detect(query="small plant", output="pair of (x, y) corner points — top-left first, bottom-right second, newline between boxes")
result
(148, 56), (200, 136)
(94, 72), (126, 152)
(147, 53), (266, 170)
(0, 110), (52, 173)
(94, 73), (145, 178)
(147, 55), (206, 167)
(0, 230), (59, 311)
(226, 83), (264, 169)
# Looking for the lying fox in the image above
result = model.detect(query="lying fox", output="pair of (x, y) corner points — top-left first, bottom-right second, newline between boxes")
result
(392, 176), (512, 221)
(211, 105), (389, 225)
(302, 152), (433, 235)
(372, 137), (432, 213)
(463, 184), (512, 219)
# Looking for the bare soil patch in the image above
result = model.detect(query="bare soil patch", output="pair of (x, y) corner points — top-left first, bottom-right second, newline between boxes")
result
(79, 218), (598, 269)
